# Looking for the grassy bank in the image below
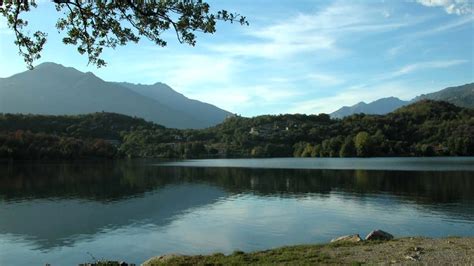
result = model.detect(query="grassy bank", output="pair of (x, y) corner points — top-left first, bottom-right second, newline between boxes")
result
(143, 237), (474, 265)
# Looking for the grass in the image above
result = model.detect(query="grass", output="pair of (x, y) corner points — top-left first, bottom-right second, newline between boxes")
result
(143, 237), (474, 265)
(144, 241), (382, 265)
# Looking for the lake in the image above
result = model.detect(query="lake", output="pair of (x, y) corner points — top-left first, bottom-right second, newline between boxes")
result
(1, 158), (473, 265)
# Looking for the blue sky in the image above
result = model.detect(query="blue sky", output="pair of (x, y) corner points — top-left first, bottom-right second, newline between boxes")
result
(0, 0), (473, 116)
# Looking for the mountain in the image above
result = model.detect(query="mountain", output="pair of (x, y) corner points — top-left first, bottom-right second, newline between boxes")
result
(118, 82), (232, 127)
(413, 83), (474, 108)
(0, 62), (231, 129)
(330, 97), (408, 119)
(330, 83), (473, 118)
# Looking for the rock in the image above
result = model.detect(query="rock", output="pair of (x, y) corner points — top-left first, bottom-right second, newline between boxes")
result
(330, 234), (362, 243)
(405, 254), (420, 261)
(81, 262), (135, 266)
(365, 230), (394, 241)
(142, 254), (182, 265)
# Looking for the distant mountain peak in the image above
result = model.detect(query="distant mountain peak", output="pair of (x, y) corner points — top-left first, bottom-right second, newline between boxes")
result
(330, 83), (473, 118)
(0, 62), (232, 129)
(35, 62), (64, 68)
(31, 62), (86, 77)
(331, 97), (408, 119)
(34, 62), (79, 73)
(152, 81), (168, 86)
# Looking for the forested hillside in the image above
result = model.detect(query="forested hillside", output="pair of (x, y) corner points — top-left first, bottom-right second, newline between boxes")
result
(0, 100), (472, 160)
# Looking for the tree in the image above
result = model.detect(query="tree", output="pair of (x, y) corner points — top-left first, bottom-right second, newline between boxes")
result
(320, 139), (331, 157)
(301, 143), (314, 157)
(293, 142), (307, 157)
(328, 136), (343, 157)
(251, 146), (264, 158)
(354, 131), (372, 157)
(264, 144), (292, 157)
(1, 1), (248, 68)
(339, 136), (355, 157)
(312, 144), (321, 157)
(371, 129), (386, 156)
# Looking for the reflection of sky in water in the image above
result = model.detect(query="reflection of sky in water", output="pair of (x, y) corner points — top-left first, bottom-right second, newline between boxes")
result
(1, 189), (473, 266)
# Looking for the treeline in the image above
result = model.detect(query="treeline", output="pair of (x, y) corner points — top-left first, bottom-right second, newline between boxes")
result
(0, 131), (116, 159)
(0, 100), (472, 160)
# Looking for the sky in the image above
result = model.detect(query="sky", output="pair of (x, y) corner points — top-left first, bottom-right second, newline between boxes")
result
(0, 0), (473, 116)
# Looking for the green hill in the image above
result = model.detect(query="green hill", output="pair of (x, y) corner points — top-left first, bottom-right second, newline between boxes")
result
(413, 83), (474, 109)
(0, 100), (473, 160)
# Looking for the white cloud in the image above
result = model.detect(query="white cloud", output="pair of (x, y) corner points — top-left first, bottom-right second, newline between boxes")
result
(110, 53), (238, 93)
(164, 55), (236, 89)
(416, 0), (473, 15)
(186, 90), (252, 112)
(253, 85), (301, 102)
(386, 14), (473, 57)
(415, 15), (474, 37)
(185, 84), (301, 114)
(210, 36), (336, 60)
(387, 43), (406, 57)
(386, 59), (468, 79)
(209, 1), (420, 60)
(306, 73), (345, 86)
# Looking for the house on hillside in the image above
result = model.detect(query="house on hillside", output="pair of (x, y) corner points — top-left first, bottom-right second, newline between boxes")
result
(249, 124), (277, 137)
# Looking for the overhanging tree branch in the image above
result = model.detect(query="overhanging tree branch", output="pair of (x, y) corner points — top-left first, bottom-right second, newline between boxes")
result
(0, 0), (248, 69)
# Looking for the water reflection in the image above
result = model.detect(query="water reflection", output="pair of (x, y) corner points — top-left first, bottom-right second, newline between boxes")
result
(0, 160), (473, 265)
(1, 161), (472, 203)
(0, 185), (226, 250)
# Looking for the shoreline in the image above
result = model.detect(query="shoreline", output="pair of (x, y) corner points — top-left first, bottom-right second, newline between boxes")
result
(1, 155), (474, 162)
(142, 237), (474, 265)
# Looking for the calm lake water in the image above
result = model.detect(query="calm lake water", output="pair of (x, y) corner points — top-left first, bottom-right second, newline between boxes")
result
(1, 158), (473, 265)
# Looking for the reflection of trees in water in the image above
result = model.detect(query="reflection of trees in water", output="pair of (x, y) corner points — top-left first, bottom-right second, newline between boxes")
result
(184, 167), (474, 205)
(0, 161), (473, 205)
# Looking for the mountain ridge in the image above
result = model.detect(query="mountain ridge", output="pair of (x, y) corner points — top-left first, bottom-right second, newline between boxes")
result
(413, 83), (474, 108)
(330, 83), (473, 118)
(0, 62), (232, 129)
(117, 82), (232, 126)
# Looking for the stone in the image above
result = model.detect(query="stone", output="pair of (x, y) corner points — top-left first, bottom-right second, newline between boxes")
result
(365, 229), (394, 241)
(142, 254), (182, 265)
(405, 254), (420, 261)
(330, 234), (363, 243)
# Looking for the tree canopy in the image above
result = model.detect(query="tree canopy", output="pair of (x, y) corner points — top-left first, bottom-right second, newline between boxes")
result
(0, 100), (473, 160)
(0, 0), (248, 68)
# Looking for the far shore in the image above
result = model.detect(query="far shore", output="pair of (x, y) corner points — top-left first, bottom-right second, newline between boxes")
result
(141, 236), (474, 265)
